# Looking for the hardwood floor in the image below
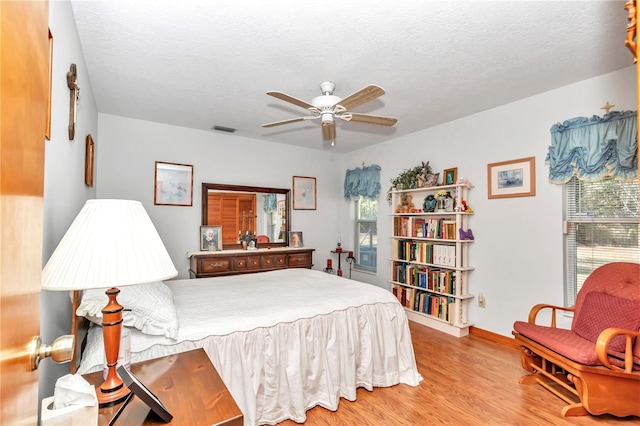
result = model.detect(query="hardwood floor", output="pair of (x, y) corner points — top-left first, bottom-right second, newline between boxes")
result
(278, 321), (639, 425)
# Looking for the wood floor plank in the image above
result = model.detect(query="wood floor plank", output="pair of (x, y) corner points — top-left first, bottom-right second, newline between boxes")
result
(278, 321), (639, 425)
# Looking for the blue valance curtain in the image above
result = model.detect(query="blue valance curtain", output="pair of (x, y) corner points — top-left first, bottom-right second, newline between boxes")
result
(546, 110), (637, 184)
(343, 164), (381, 201)
(263, 194), (277, 212)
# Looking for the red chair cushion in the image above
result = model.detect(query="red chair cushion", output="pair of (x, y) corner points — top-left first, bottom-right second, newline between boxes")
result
(572, 291), (640, 353)
(514, 321), (600, 364)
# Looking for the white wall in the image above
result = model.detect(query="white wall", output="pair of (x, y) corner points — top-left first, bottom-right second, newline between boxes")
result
(341, 65), (637, 337)
(41, 0), (99, 408)
(95, 114), (343, 278)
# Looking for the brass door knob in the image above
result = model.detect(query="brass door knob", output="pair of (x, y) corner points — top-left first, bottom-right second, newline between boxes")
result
(28, 335), (75, 371)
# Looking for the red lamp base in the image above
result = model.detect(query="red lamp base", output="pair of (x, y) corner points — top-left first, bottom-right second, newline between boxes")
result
(97, 381), (131, 407)
(98, 287), (132, 407)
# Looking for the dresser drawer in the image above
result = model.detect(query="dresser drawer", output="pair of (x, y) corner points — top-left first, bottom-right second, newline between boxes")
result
(263, 254), (287, 269)
(288, 252), (311, 267)
(199, 257), (232, 273)
(233, 256), (262, 270)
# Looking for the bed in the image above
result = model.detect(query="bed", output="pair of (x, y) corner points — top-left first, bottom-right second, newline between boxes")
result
(72, 268), (422, 425)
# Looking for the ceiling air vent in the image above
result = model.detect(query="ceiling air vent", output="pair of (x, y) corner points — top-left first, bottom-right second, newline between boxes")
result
(211, 125), (237, 133)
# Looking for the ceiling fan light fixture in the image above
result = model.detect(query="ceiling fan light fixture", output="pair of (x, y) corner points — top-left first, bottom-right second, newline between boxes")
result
(321, 112), (334, 125)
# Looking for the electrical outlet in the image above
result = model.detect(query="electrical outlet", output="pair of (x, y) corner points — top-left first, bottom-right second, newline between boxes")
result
(478, 293), (486, 308)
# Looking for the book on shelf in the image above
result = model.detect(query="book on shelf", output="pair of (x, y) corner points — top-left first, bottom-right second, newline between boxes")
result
(412, 218), (425, 237)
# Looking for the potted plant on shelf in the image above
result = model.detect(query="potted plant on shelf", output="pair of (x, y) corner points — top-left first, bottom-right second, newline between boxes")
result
(387, 161), (433, 203)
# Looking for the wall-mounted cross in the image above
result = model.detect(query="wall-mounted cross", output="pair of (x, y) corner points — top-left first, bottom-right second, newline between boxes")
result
(600, 101), (615, 114)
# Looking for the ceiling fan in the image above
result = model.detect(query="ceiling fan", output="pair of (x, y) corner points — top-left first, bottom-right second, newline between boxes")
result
(262, 81), (397, 144)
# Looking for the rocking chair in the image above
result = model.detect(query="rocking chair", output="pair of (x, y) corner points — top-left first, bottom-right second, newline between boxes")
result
(512, 262), (640, 418)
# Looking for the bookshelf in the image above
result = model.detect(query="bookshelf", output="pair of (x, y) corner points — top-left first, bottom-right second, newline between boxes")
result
(389, 183), (474, 337)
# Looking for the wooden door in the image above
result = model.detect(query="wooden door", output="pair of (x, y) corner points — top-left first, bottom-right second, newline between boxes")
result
(1, 0), (49, 423)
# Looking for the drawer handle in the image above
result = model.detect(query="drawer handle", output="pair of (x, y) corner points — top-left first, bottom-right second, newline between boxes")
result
(292, 256), (305, 261)
(209, 262), (224, 268)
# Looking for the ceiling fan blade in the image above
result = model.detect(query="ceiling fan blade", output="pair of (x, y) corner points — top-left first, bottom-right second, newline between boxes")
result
(348, 113), (397, 126)
(333, 85), (385, 110)
(266, 91), (316, 110)
(322, 122), (336, 141)
(262, 116), (316, 128)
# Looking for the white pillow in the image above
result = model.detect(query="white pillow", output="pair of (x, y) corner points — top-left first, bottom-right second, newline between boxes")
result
(76, 281), (179, 339)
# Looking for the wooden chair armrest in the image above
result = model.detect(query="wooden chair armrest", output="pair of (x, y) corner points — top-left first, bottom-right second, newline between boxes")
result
(528, 304), (575, 327)
(595, 328), (640, 373)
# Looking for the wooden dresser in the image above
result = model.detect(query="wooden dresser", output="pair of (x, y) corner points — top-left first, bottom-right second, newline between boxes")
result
(189, 247), (314, 278)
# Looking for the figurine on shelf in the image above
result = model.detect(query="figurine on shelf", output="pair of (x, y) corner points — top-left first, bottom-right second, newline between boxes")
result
(625, 0), (637, 62)
(423, 194), (436, 212)
(457, 177), (475, 188)
(461, 200), (474, 213)
(395, 194), (415, 213)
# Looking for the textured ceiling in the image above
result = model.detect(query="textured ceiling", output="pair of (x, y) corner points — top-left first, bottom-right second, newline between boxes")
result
(70, 0), (633, 153)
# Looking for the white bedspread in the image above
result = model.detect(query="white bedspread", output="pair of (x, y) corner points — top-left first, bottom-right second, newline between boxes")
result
(78, 268), (422, 425)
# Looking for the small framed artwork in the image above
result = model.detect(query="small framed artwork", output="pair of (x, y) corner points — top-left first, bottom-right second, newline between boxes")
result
(277, 199), (286, 216)
(425, 173), (439, 187)
(45, 29), (53, 140)
(200, 225), (222, 251)
(289, 231), (304, 248)
(292, 176), (316, 210)
(117, 366), (173, 423)
(487, 156), (536, 199)
(85, 134), (94, 187)
(443, 167), (458, 186)
(154, 161), (194, 206)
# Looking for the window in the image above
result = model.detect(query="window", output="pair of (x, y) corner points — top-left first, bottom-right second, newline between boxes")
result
(355, 197), (377, 272)
(564, 176), (639, 306)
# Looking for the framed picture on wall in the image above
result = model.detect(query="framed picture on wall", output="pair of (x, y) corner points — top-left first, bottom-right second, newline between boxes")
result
(85, 134), (94, 187)
(487, 156), (536, 199)
(292, 176), (316, 210)
(154, 161), (194, 206)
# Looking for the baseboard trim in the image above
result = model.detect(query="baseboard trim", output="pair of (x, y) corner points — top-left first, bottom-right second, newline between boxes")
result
(469, 326), (520, 349)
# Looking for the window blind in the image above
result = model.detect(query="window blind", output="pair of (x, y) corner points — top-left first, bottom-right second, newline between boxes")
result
(564, 177), (639, 306)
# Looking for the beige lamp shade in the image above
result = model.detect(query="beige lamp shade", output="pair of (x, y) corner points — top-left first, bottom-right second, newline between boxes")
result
(42, 199), (178, 291)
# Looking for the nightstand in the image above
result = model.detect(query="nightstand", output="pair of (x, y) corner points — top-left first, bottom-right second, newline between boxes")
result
(82, 348), (243, 425)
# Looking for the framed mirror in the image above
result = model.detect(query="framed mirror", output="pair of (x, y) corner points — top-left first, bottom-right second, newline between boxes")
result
(202, 183), (290, 249)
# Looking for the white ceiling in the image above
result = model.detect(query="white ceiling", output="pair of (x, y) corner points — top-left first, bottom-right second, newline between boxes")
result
(70, 0), (634, 153)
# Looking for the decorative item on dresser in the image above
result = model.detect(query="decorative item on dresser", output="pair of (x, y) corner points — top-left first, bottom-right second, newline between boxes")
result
(188, 247), (314, 278)
(389, 181), (475, 337)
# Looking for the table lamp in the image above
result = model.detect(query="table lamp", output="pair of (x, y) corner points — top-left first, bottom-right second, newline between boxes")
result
(41, 199), (178, 407)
